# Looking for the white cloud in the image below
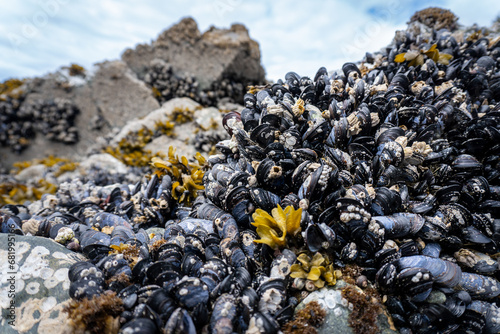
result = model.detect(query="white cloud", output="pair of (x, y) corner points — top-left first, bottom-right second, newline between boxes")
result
(0, 0), (498, 81)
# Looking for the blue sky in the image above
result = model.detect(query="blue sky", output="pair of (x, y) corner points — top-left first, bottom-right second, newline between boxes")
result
(0, 0), (499, 82)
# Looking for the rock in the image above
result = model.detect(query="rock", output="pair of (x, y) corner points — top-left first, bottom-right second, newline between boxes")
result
(1, 18), (262, 168)
(0, 234), (86, 333)
(296, 282), (398, 334)
(0, 60), (160, 168)
(122, 17), (265, 91)
(89, 60), (160, 128)
(114, 97), (229, 158)
(14, 165), (47, 183)
(78, 153), (128, 175)
(113, 97), (200, 143)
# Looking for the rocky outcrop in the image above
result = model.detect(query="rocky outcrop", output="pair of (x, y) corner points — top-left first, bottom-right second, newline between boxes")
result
(1, 17), (263, 168)
(0, 234), (86, 333)
(0, 60), (160, 168)
(122, 17), (265, 90)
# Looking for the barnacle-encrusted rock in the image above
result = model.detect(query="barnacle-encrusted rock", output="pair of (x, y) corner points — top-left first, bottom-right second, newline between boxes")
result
(111, 97), (229, 160)
(296, 284), (397, 334)
(0, 234), (85, 333)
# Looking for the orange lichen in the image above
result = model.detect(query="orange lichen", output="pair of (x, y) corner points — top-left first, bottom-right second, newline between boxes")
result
(63, 291), (123, 334)
(342, 285), (382, 334)
(282, 301), (327, 334)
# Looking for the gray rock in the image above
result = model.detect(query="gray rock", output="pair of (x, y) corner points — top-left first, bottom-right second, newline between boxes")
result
(89, 60), (160, 128)
(115, 97), (230, 159)
(78, 153), (128, 175)
(0, 60), (160, 168)
(296, 282), (398, 334)
(0, 234), (86, 333)
(1, 18), (261, 168)
(122, 17), (265, 90)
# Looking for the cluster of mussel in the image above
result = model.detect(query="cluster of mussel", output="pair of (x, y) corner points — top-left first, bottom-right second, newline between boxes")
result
(0, 96), (79, 153)
(2, 25), (500, 334)
(0, 172), (294, 333)
(0, 94), (31, 153)
(144, 59), (248, 107)
(144, 59), (200, 104)
(195, 34), (500, 332)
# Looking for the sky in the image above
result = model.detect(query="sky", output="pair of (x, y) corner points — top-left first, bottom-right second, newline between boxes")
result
(0, 0), (499, 82)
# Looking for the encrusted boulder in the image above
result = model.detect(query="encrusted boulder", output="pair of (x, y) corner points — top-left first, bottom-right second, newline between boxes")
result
(0, 234), (86, 333)
(122, 17), (266, 90)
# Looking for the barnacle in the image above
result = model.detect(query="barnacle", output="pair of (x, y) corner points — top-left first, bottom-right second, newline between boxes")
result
(251, 205), (302, 250)
(292, 98), (305, 117)
(63, 291), (123, 334)
(290, 252), (342, 290)
(395, 44), (453, 67)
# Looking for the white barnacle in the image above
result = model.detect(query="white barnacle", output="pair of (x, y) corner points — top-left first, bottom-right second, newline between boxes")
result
(26, 282), (40, 295)
(54, 227), (75, 244)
